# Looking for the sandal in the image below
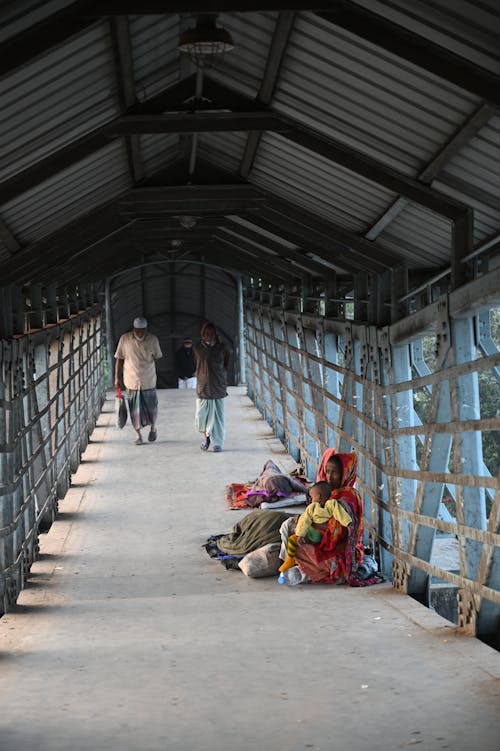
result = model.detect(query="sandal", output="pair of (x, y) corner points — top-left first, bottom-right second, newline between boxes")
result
(135, 436), (143, 445)
(212, 445), (222, 452)
(200, 436), (210, 451)
(148, 428), (157, 442)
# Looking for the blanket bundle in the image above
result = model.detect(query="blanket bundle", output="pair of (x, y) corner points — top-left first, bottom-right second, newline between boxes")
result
(203, 510), (290, 569)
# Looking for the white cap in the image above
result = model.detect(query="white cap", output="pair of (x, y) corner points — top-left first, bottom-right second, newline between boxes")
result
(133, 316), (148, 329)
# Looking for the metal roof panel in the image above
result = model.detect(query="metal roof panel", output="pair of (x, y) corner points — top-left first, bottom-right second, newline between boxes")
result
(274, 12), (480, 176)
(2, 142), (130, 245)
(207, 11), (279, 99)
(1, 23), (119, 179)
(129, 14), (181, 100)
(250, 132), (397, 233)
(352, 0), (500, 73)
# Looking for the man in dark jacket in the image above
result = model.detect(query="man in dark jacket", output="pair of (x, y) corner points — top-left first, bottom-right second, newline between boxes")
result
(193, 321), (230, 452)
(175, 337), (196, 389)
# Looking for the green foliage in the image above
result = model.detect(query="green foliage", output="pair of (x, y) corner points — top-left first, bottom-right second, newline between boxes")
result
(480, 308), (500, 476)
(491, 307), (500, 349)
(411, 309), (500, 477)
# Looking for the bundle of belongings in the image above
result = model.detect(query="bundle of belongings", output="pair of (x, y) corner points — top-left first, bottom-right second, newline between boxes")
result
(203, 510), (290, 577)
(225, 459), (309, 510)
(208, 451), (385, 586)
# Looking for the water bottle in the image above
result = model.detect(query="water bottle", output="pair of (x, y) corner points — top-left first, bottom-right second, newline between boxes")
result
(277, 566), (305, 586)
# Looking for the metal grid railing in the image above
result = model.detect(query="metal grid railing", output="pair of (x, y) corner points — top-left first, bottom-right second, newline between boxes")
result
(0, 308), (105, 614)
(244, 296), (500, 644)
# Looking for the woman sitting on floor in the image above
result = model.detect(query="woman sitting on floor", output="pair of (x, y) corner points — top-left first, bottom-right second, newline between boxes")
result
(280, 449), (383, 586)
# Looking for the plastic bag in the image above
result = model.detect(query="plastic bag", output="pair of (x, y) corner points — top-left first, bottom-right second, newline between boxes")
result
(115, 387), (128, 429)
(238, 543), (281, 578)
(356, 554), (378, 580)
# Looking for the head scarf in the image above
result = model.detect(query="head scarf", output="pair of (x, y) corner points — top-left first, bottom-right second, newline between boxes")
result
(332, 452), (358, 489)
(317, 449), (358, 488)
(316, 447), (336, 482)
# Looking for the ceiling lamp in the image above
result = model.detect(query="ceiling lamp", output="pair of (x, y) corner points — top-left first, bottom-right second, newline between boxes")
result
(177, 215), (198, 230)
(179, 14), (234, 69)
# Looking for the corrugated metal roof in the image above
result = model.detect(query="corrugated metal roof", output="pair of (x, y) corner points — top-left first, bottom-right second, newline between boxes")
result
(1, 22), (119, 178)
(130, 14), (181, 100)
(2, 142), (130, 245)
(1, 3), (499, 312)
(353, 0), (500, 73)
(376, 204), (452, 268)
(273, 12), (480, 175)
(0, 0), (75, 42)
(198, 131), (247, 174)
(434, 116), (500, 245)
(250, 132), (398, 233)
(140, 134), (180, 176)
(210, 12), (278, 98)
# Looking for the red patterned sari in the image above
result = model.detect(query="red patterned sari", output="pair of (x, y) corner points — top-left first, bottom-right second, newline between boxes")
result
(294, 451), (375, 586)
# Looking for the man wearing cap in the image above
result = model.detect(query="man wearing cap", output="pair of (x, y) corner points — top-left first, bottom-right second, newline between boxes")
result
(175, 337), (197, 389)
(114, 317), (163, 445)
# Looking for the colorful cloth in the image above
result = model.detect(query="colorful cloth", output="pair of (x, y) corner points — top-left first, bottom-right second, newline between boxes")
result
(225, 483), (254, 509)
(294, 451), (384, 586)
(127, 388), (158, 429)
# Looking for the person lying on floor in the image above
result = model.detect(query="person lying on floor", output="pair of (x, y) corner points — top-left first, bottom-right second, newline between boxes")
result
(203, 509), (291, 569)
(245, 459), (309, 507)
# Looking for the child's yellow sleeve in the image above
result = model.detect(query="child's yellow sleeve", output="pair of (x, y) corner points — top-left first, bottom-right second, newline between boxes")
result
(295, 506), (314, 537)
(325, 499), (352, 527)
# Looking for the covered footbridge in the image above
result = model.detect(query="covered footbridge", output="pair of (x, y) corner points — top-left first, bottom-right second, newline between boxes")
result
(1, 1), (500, 736)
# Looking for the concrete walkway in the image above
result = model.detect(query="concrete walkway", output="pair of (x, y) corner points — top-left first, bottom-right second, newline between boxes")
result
(1, 387), (499, 751)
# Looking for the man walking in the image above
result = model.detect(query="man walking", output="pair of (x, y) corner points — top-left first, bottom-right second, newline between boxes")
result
(194, 321), (230, 452)
(114, 317), (163, 445)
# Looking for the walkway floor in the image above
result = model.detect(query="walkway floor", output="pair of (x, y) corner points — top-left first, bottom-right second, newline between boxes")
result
(1, 387), (499, 751)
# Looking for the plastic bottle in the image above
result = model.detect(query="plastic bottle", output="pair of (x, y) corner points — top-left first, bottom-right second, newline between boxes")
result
(277, 566), (306, 586)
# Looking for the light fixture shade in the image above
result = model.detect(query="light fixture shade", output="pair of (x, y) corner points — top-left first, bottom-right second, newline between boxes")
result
(178, 215), (198, 230)
(179, 15), (234, 68)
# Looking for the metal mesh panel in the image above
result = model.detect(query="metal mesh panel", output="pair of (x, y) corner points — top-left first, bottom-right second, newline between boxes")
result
(0, 309), (105, 613)
(244, 288), (500, 641)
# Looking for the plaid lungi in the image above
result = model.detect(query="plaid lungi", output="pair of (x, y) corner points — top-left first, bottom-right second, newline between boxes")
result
(127, 389), (158, 429)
